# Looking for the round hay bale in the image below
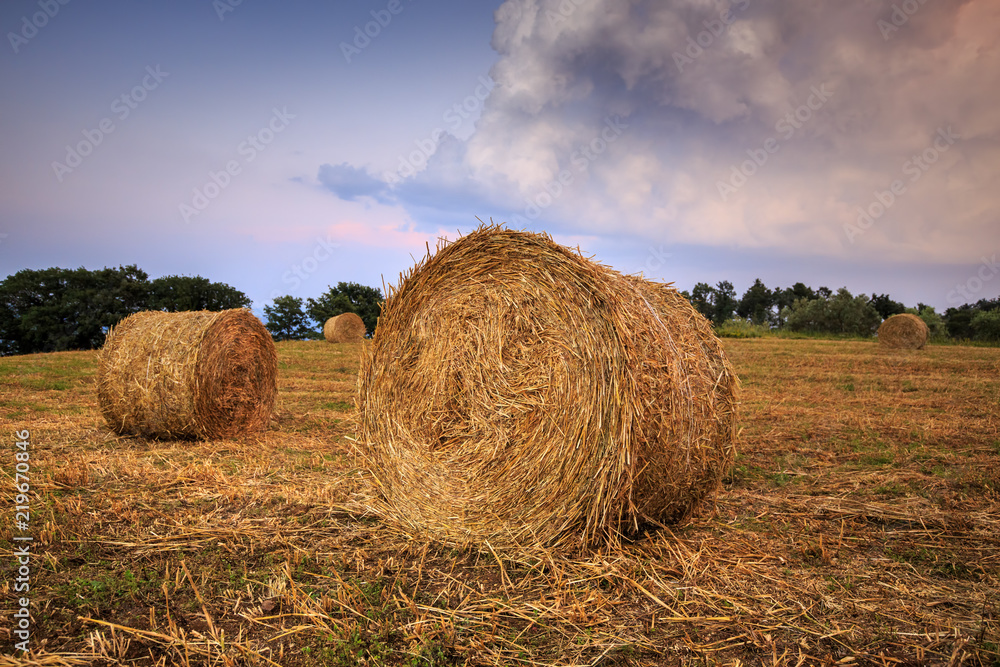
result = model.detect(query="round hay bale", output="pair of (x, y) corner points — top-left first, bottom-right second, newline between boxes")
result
(323, 312), (366, 343)
(97, 309), (277, 440)
(356, 226), (738, 549)
(878, 313), (929, 350)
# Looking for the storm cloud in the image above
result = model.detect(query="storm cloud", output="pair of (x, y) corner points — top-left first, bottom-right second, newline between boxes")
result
(445, 0), (998, 263)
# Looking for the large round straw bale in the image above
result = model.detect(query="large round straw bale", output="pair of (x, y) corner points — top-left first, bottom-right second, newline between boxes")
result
(355, 226), (738, 549)
(878, 313), (929, 350)
(324, 312), (366, 343)
(97, 309), (277, 439)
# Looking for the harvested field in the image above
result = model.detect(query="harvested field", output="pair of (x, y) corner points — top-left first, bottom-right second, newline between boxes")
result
(0, 338), (998, 665)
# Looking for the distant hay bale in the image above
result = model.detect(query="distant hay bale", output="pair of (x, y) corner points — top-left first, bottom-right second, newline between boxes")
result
(324, 313), (366, 343)
(878, 313), (929, 350)
(97, 309), (277, 440)
(355, 226), (738, 549)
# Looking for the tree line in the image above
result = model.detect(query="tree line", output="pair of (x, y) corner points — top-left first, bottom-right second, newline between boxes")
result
(681, 279), (1000, 341)
(0, 266), (252, 356)
(262, 284), (381, 342)
(0, 266), (382, 356)
(2, 266), (998, 356)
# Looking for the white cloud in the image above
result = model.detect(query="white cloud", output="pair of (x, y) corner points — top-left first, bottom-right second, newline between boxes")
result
(451, 0), (999, 262)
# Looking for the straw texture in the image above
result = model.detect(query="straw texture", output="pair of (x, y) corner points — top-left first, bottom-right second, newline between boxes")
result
(355, 226), (738, 549)
(324, 312), (366, 343)
(97, 309), (277, 439)
(878, 313), (929, 350)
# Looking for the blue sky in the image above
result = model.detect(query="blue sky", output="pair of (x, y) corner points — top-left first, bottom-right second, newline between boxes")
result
(1, 0), (998, 314)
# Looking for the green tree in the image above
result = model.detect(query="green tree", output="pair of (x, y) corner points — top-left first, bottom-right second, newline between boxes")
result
(0, 265), (150, 355)
(789, 282), (817, 301)
(773, 283), (816, 328)
(689, 282), (714, 320)
(980, 297), (1000, 313)
(785, 287), (880, 336)
(907, 305), (945, 340)
(306, 282), (383, 336)
(868, 293), (906, 320)
(263, 296), (316, 341)
(944, 304), (976, 339)
(148, 275), (251, 311)
(737, 279), (773, 325)
(711, 281), (737, 326)
(945, 298), (1000, 340)
(970, 309), (1000, 342)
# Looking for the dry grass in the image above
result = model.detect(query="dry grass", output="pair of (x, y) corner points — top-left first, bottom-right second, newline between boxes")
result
(0, 338), (997, 665)
(323, 314), (366, 344)
(878, 313), (930, 350)
(97, 309), (277, 440)
(357, 227), (737, 549)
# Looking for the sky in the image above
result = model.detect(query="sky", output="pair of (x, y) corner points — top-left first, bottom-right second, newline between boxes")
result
(1, 0), (998, 314)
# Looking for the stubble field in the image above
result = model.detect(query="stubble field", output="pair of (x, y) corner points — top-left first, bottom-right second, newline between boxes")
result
(0, 338), (998, 666)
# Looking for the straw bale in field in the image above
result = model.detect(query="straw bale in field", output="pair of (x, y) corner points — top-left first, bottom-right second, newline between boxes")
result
(97, 309), (277, 439)
(324, 312), (366, 343)
(878, 313), (929, 350)
(355, 226), (738, 549)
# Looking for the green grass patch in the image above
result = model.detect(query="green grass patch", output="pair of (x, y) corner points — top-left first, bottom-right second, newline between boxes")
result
(715, 320), (770, 338)
(857, 452), (894, 467)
